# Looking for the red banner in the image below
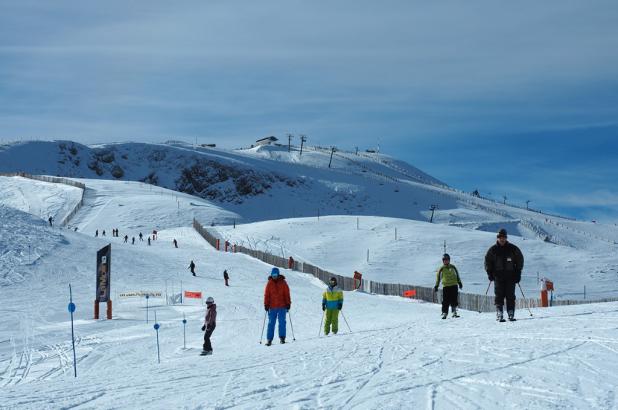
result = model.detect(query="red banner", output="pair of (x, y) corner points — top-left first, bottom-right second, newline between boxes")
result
(403, 290), (416, 298)
(184, 291), (202, 299)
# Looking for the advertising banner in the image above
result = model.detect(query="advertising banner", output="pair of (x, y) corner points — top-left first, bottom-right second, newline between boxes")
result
(96, 244), (111, 302)
(119, 291), (163, 298)
(184, 291), (202, 299)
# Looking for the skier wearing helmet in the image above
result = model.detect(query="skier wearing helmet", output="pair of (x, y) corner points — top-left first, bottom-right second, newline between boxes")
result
(322, 277), (344, 335)
(263, 267), (291, 346)
(434, 254), (463, 319)
(201, 296), (217, 355)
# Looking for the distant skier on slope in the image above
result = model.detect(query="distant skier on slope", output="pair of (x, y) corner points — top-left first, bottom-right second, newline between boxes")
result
(173, 239), (178, 248)
(139, 232), (143, 241)
(434, 253), (462, 319)
(263, 267), (291, 346)
(48, 216), (53, 226)
(124, 235), (128, 243)
(189, 260), (196, 276)
(485, 229), (524, 322)
(147, 237), (151, 246)
(322, 277), (343, 335)
(223, 269), (229, 286)
(201, 296), (217, 356)
(95, 229), (99, 237)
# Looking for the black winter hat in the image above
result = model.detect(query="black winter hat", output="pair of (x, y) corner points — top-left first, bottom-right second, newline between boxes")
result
(442, 253), (450, 260)
(497, 229), (508, 238)
(329, 277), (337, 285)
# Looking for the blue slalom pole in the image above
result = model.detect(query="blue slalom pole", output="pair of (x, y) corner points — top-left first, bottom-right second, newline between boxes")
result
(68, 284), (77, 377)
(154, 311), (160, 364)
(146, 294), (150, 323)
(182, 314), (187, 349)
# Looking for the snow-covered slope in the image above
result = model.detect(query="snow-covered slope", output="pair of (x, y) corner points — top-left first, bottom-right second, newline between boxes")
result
(0, 176), (82, 223)
(1, 176), (618, 409)
(3, 140), (615, 253)
(216, 216), (618, 300)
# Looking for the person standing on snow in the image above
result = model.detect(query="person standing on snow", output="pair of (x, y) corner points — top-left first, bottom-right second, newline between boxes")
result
(95, 230), (99, 237)
(485, 229), (524, 322)
(132, 237), (135, 245)
(201, 296), (217, 355)
(223, 269), (229, 286)
(173, 239), (178, 248)
(139, 232), (143, 241)
(322, 277), (343, 335)
(188, 260), (196, 276)
(147, 237), (151, 246)
(48, 216), (53, 226)
(263, 267), (291, 346)
(124, 235), (128, 243)
(434, 253), (463, 319)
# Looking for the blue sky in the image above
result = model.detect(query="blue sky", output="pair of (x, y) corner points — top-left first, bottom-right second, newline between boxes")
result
(1, 1), (617, 222)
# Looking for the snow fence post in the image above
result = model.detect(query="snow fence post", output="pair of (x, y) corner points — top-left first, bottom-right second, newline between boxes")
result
(68, 284), (77, 378)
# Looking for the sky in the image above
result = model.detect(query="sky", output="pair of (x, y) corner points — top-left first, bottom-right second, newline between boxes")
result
(1, 1), (617, 222)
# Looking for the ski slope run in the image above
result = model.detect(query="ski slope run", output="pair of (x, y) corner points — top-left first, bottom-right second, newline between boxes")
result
(1, 177), (618, 409)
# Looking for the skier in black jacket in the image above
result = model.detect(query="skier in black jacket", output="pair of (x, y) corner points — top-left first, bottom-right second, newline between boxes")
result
(485, 229), (524, 322)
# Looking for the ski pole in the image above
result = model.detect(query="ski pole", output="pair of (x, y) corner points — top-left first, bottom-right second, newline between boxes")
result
(318, 310), (325, 337)
(288, 311), (296, 341)
(259, 311), (267, 344)
(479, 281), (493, 313)
(518, 283), (534, 317)
(341, 311), (352, 333)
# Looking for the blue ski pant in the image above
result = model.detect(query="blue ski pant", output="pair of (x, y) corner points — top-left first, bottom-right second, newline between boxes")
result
(267, 308), (287, 340)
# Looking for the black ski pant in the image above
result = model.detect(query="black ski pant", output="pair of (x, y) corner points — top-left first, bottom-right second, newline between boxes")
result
(441, 285), (459, 314)
(203, 325), (215, 352)
(494, 278), (516, 312)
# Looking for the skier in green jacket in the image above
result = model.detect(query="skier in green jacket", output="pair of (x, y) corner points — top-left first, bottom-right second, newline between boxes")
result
(322, 277), (344, 335)
(434, 253), (463, 319)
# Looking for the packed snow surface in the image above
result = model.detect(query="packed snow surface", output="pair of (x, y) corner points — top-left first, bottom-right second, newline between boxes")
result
(217, 216), (618, 300)
(1, 177), (618, 409)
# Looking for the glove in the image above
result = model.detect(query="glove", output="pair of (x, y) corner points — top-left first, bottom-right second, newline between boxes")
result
(286, 304), (291, 312)
(458, 283), (463, 290)
(488, 274), (494, 282)
(337, 304), (342, 310)
(322, 304), (326, 311)
(433, 286), (438, 292)
(264, 305), (269, 312)
(201, 325), (206, 331)
(515, 272), (521, 284)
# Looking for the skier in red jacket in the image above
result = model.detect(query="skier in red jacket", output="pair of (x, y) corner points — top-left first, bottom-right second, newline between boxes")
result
(263, 267), (291, 346)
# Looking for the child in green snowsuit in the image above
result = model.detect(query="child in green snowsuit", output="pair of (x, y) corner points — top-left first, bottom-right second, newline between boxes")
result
(322, 277), (344, 335)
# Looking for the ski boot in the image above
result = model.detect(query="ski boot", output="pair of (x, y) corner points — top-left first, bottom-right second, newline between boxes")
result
(441, 312), (448, 320)
(508, 310), (516, 321)
(452, 309), (460, 318)
(280, 337), (286, 344)
(200, 350), (212, 356)
(496, 307), (506, 322)
(265, 340), (272, 346)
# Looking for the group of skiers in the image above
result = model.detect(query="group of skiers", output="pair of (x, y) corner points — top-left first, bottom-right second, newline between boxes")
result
(93, 228), (178, 249)
(200, 227), (524, 355)
(199, 266), (344, 354)
(434, 228), (524, 322)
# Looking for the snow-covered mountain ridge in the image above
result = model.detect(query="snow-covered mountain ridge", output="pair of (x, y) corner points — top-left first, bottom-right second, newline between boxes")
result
(2, 139), (617, 249)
